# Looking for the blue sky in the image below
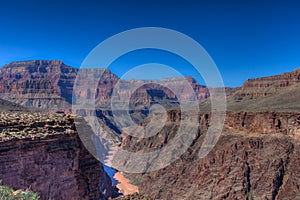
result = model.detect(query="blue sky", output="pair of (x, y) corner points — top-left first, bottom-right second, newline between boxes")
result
(1, 0), (300, 87)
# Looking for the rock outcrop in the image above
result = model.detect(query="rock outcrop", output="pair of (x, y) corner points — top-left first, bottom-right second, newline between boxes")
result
(0, 60), (209, 111)
(224, 111), (300, 139)
(243, 68), (300, 89)
(200, 68), (300, 112)
(112, 110), (300, 200)
(0, 111), (118, 200)
(115, 193), (152, 200)
(1, 60), (300, 113)
(128, 134), (300, 200)
(234, 68), (300, 98)
(0, 60), (77, 110)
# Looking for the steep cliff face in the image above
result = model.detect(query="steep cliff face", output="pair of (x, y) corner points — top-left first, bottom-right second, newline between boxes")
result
(200, 69), (300, 112)
(146, 76), (208, 103)
(0, 111), (118, 200)
(223, 111), (300, 139)
(1, 61), (300, 113)
(130, 135), (300, 200)
(2, 61), (300, 200)
(73, 68), (119, 109)
(114, 110), (300, 200)
(1, 60), (209, 111)
(117, 76), (208, 108)
(0, 60), (77, 110)
(243, 68), (300, 89)
(234, 68), (300, 98)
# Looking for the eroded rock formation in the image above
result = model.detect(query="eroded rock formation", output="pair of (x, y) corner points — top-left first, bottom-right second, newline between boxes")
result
(243, 68), (300, 89)
(0, 111), (118, 200)
(0, 60), (209, 111)
(0, 60), (77, 110)
(113, 110), (300, 200)
(235, 68), (300, 98)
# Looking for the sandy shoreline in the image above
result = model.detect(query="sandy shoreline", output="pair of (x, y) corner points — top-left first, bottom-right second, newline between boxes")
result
(104, 146), (139, 196)
(114, 172), (139, 196)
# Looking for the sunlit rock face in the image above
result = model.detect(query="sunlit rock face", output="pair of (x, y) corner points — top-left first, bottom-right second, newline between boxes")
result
(236, 68), (300, 98)
(0, 60), (77, 110)
(0, 112), (119, 200)
(0, 60), (209, 111)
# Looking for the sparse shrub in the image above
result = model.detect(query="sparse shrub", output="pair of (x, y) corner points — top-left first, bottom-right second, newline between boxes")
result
(0, 180), (39, 200)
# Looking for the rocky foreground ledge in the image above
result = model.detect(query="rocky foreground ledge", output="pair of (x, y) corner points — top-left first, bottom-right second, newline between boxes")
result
(0, 111), (118, 200)
(0, 111), (77, 141)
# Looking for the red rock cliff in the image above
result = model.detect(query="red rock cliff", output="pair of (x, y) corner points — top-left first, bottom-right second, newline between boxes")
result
(0, 60), (209, 111)
(0, 60), (77, 110)
(234, 68), (300, 98)
(0, 111), (118, 200)
(117, 110), (300, 200)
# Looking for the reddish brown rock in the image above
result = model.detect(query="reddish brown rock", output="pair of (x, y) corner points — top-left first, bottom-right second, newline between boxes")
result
(233, 68), (300, 98)
(201, 111), (300, 140)
(0, 60), (77, 110)
(125, 135), (300, 200)
(0, 112), (119, 200)
(119, 76), (209, 106)
(0, 134), (118, 200)
(116, 110), (300, 200)
(243, 68), (300, 89)
(0, 60), (209, 111)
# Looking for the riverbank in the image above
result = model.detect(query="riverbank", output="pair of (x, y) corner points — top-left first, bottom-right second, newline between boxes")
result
(103, 146), (139, 196)
(114, 172), (139, 196)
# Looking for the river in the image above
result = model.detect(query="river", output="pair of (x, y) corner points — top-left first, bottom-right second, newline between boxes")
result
(103, 164), (139, 196)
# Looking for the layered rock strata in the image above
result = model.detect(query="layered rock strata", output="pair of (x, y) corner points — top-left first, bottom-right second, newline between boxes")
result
(0, 111), (118, 200)
(113, 110), (300, 200)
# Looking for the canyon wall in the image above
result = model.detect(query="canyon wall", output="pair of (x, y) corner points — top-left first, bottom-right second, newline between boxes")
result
(127, 134), (300, 200)
(0, 111), (118, 200)
(0, 60), (209, 111)
(223, 111), (300, 138)
(234, 68), (300, 98)
(0, 60), (77, 110)
(135, 110), (300, 140)
(243, 68), (300, 89)
(1, 60), (300, 113)
(116, 110), (300, 200)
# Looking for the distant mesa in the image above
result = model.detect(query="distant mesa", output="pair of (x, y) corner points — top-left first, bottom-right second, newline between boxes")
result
(0, 60), (299, 112)
(0, 60), (208, 111)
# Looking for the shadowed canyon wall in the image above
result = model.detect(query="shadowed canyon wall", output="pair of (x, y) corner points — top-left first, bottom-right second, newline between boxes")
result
(116, 110), (300, 200)
(0, 112), (118, 200)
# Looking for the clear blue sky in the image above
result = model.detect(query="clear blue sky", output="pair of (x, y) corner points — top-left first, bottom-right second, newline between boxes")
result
(1, 0), (300, 87)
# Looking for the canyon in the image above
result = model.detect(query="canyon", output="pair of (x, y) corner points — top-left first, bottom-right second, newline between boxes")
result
(0, 60), (208, 111)
(0, 60), (300, 199)
(0, 111), (119, 200)
(118, 110), (300, 199)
